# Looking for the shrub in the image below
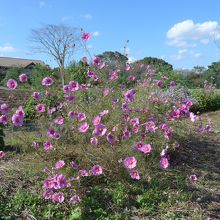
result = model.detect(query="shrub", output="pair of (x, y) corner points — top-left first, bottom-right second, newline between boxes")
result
(0, 125), (5, 149)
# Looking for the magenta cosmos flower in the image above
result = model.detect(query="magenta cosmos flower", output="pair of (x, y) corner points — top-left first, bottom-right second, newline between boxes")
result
(15, 106), (25, 118)
(55, 160), (65, 169)
(53, 192), (64, 203)
(160, 157), (169, 169)
(90, 137), (98, 145)
(189, 174), (198, 183)
(82, 32), (90, 41)
(0, 103), (9, 114)
(54, 174), (67, 189)
(43, 177), (55, 189)
(140, 144), (152, 154)
(19, 73), (28, 82)
(78, 122), (89, 133)
(91, 165), (103, 176)
(124, 89), (136, 103)
(32, 92), (42, 100)
(129, 170), (140, 180)
(42, 77), (53, 86)
(92, 116), (101, 125)
(12, 114), (23, 126)
(43, 141), (53, 151)
(7, 79), (17, 90)
(69, 195), (80, 203)
(106, 133), (116, 145)
(77, 112), (86, 121)
(54, 116), (64, 125)
(124, 156), (137, 169)
(93, 123), (107, 136)
(134, 141), (144, 151)
(43, 189), (53, 200)
(0, 115), (8, 125)
(157, 80), (163, 88)
(36, 104), (45, 113)
(0, 151), (5, 159)
(68, 81), (79, 92)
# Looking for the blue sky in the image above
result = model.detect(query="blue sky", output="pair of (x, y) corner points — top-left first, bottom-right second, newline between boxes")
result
(1, 0), (220, 69)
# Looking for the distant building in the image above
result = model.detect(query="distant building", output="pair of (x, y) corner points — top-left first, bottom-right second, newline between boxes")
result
(0, 57), (44, 70)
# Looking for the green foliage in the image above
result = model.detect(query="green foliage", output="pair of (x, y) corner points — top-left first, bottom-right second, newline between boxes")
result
(205, 61), (220, 88)
(1, 67), (24, 85)
(29, 64), (57, 90)
(189, 89), (220, 112)
(97, 51), (128, 66)
(66, 61), (88, 84)
(24, 97), (37, 121)
(137, 57), (173, 73)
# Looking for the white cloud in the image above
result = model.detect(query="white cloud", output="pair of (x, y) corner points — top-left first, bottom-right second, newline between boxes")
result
(200, 39), (209, 44)
(128, 57), (136, 63)
(0, 44), (16, 52)
(167, 19), (220, 48)
(80, 14), (93, 20)
(171, 49), (188, 60)
(61, 16), (74, 22)
(39, 1), (46, 8)
(93, 31), (100, 37)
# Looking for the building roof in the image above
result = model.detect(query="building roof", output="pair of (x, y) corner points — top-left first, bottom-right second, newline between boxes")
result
(0, 57), (44, 68)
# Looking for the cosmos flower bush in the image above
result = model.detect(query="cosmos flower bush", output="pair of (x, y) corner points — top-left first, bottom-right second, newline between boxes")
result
(0, 32), (213, 204)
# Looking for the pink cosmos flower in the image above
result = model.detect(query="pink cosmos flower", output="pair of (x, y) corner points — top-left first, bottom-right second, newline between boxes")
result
(69, 195), (80, 203)
(0, 103), (9, 114)
(87, 70), (95, 78)
(129, 170), (140, 180)
(130, 118), (139, 126)
(122, 129), (131, 139)
(185, 99), (193, 107)
(19, 73), (28, 82)
(65, 94), (76, 102)
(70, 161), (78, 170)
(190, 112), (197, 122)
(128, 75), (136, 81)
(124, 89), (136, 103)
(43, 141), (53, 151)
(189, 174), (198, 183)
(122, 113), (130, 121)
(106, 133), (116, 144)
(157, 80), (163, 88)
(92, 116), (101, 125)
(79, 169), (89, 177)
(172, 109), (181, 119)
(36, 104), (45, 113)
(160, 157), (169, 169)
(43, 189), (53, 200)
(15, 106), (25, 118)
(82, 56), (88, 63)
(43, 177), (55, 189)
(7, 79), (17, 90)
(140, 144), (152, 154)
(93, 123), (107, 136)
(55, 174), (67, 189)
(68, 111), (77, 119)
(32, 92), (42, 100)
(12, 114), (23, 126)
(77, 112), (86, 121)
(109, 71), (119, 81)
(103, 88), (110, 97)
(124, 156), (137, 169)
(63, 85), (70, 93)
(93, 57), (102, 66)
(99, 110), (109, 116)
(54, 116), (64, 125)
(80, 83), (89, 90)
(69, 81), (79, 92)
(146, 121), (157, 132)
(125, 63), (131, 71)
(82, 32), (90, 41)
(90, 137), (98, 145)
(42, 77), (53, 86)
(55, 160), (65, 169)
(78, 122), (89, 133)
(0, 151), (5, 159)
(91, 165), (103, 176)
(0, 115), (8, 125)
(132, 125), (140, 134)
(112, 98), (119, 104)
(170, 81), (176, 88)
(53, 192), (64, 203)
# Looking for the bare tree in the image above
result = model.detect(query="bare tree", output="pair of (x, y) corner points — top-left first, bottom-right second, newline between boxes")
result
(29, 24), (81, 86)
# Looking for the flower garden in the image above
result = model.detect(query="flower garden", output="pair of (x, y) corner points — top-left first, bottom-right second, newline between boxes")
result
(0, 32), (220, 220)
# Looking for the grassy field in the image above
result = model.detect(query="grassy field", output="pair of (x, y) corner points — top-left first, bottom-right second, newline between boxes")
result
(0, 111), (220, 219)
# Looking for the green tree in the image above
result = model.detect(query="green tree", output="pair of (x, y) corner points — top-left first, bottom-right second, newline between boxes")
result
(205, 61), (220, 87)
